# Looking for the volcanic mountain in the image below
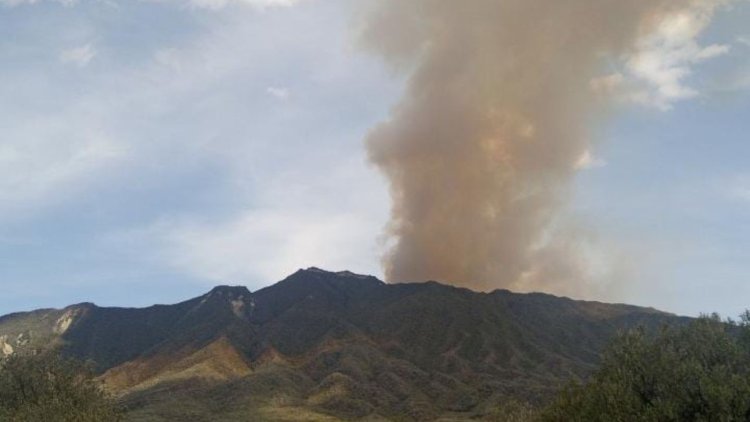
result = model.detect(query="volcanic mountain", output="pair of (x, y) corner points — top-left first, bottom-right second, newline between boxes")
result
(0, 268), (685, 421)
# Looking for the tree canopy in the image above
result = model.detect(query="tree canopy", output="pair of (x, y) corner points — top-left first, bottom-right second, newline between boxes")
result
(541, 313), (750, 421)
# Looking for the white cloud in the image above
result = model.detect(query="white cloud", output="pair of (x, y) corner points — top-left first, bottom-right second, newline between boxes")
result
(186, 0), (303, 10)
(738, 36), (750, 47)
(0, 123), (125, 216)
(266, 86), (290, 100)
(626, 4), (730, 110)
(156, 209), (380, 283)
(0, 0), (76, 7)
(59, 44), (96, 67)
(574, 150), (607, 170)
(590, 1), (732, 110)
(110, 155), (389, 285)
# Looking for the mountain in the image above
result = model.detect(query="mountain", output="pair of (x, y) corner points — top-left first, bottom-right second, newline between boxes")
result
(0, 268), (686, 421)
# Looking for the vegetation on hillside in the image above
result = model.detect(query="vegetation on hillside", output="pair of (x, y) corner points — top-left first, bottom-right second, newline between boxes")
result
(0, 353), (122, 421)
(539, 312), (750, 421)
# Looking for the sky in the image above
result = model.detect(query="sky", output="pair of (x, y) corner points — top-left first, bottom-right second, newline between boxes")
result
(0, 0), (749, 317)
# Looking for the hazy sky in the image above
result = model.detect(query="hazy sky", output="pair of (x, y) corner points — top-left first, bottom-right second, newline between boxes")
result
(1, 0), (749, 317)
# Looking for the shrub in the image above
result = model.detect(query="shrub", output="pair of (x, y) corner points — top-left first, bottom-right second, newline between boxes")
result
(542, 314), (750, 421)
(0, 353), (122, 421)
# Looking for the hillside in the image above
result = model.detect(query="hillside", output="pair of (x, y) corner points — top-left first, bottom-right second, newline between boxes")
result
(0, 268), (686, 421)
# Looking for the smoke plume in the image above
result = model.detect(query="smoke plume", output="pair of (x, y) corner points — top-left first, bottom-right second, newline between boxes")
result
(362, 0), (726, 293)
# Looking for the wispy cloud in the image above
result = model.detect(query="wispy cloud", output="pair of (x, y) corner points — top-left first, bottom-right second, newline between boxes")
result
(109, 155), (389, 285)
(0, 123), (124, 217)
(59, 44), (96, 67)
(186, 0), (304, 10)
(626, 3), (731, 110)
(154, 208), (381, 284)
(575, 150), (608, 170)
(266, 86), (290, 100)
(0, 0), (76, 7)
(589, 1), (733, 111)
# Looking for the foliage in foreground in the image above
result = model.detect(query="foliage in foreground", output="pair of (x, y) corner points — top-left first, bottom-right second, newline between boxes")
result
(0, 353), (122, 421)
(541, 313), (750, 422)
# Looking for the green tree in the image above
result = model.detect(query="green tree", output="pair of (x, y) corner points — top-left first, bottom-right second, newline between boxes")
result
(0, 353), (122, 421)
(542, 315), (750, 422)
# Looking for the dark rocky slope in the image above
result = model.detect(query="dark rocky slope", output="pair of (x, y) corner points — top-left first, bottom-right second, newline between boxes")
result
(0, 268), (686, 421)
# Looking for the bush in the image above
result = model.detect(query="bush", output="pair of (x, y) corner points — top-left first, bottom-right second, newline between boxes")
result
(0, 353), (122, 421)
(541, 314), (750, 421)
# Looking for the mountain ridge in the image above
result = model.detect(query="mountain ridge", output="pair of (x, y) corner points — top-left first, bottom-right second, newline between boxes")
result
(0, 268), (687, 421)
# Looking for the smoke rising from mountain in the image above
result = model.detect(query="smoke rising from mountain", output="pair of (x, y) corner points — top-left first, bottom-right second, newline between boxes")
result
(361, 0), (726, 293)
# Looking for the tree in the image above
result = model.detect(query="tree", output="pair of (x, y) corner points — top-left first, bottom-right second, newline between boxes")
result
(0, 353), (122, 421)
(541, 315), (750, 421)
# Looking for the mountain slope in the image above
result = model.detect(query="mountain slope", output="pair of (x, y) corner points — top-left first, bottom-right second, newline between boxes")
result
(0, 268), (686, 421)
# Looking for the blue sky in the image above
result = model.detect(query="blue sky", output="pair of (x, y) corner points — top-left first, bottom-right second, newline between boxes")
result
(0, 0), (749, 317)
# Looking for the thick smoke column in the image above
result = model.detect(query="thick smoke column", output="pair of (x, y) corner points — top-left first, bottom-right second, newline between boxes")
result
(362, 0), (723, 293)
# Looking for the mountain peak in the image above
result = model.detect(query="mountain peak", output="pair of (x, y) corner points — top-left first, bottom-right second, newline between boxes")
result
(298, 267), (381, 281)
(207, 285), (251, 299)
(299, 266), (334, 276)
(282, 267), (384, 290)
